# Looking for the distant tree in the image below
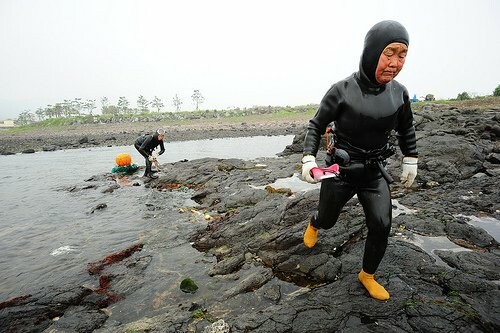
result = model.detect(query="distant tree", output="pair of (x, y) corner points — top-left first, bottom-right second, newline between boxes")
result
(101, 97), (109, 111)
(84, 99), (96, 115)
(191, 90), (204, 111)
(424, 94), (435, 101)
(150, 96), (164, 112)
(62, 100), (72, 117)
(56, 99), (81, 117)
(71, 98), (83, 116)
(456, 92), (471, 100)
(101, 105), (121, 115)
(117, 96), (130, 114)
(35, 108), (45, 121)
(494, 85), (500, 96)
(137, 95), (149, 113)
(173, 94), (182, 111)
(16, 110), (35, 125)
(101, 97), (116, 115)
(51, 103), (64, 118)
(44, 105), (54, 118)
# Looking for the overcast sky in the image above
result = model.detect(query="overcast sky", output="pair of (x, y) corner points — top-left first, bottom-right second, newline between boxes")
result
(1, 0), (499, 119)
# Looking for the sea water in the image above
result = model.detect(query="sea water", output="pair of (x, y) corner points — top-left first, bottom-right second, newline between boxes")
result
(0, 135), (294, 300)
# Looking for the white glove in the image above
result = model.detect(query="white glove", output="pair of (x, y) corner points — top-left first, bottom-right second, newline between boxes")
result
(301, 155), (318, 184)
(149, 151), (159, 162)
(400, 156), (418, 187)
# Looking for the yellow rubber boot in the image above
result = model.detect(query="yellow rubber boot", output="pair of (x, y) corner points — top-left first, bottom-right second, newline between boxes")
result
(303, 223), (318, 248)
(358, 269), (390, 301)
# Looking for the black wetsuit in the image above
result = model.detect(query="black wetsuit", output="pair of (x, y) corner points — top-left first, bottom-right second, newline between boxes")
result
(134, 133), (165, 176)
(304, 20), (418, 274)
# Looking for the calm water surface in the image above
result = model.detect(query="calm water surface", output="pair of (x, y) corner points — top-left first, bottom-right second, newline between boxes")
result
(0, 135), (294, 300)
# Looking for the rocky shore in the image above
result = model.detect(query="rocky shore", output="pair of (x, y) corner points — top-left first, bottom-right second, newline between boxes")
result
(0, 117), (308, 155)
(1, 102), (499, 332)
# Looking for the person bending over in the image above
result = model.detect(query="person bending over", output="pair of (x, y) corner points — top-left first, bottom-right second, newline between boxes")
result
(134, 128), (165, 178)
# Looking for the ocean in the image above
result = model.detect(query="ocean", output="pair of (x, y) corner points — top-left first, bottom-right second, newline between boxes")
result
(0, 135), (294, 301)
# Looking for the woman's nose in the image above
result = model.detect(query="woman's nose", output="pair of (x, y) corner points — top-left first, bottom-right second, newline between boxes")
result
(387, 55), (398, 67)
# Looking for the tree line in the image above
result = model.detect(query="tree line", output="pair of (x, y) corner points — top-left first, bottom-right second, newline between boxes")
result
(14, 86), (500, 126)
(418, 85), (500, 102)
(15, 90), (205, 125)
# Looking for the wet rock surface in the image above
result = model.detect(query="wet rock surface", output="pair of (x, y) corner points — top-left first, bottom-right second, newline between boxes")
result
(1, 105), (499, 332)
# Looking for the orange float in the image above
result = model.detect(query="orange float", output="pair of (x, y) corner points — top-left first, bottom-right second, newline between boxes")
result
(115, 153), (132, 167)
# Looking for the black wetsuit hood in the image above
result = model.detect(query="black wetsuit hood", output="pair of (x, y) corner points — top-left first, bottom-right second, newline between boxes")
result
(358, 20), (409, 87)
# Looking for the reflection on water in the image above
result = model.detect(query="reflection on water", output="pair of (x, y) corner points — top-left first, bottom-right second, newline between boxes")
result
(0, 135), (293, 300)
(396, 214), (500, 267)
(251, 173), (319, 193)
(390, 201), (473, 267)
(399, 234), (471, 267)
(50, 245), (78, 256)
(392, 199), (417, 218)
(456, 214), (500, 242)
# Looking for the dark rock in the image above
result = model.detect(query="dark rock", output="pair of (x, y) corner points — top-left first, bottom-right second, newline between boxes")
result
(223, 266), (273, 299)
(90, 203), (107, 213)
(42, 146), (56, 151)
(416, 135), (484, 183)
(394, 213), (447, 236)
(208, 254), (245, 276)
(487, 152), (500, 164)
(0, 285), (93, 333)
(102, 184), (120, 193)
(43, 306), (108, 333)
(445, 219), (496, 248)
(434, 250), (500, 280)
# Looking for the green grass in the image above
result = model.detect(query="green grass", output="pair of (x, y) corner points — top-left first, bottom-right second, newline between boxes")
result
(6, 97), (498, 133)
(411, 96), (499, 112)
(7, 106), (311, 132)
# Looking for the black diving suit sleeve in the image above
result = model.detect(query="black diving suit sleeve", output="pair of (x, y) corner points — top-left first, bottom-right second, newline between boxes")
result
(396, 90), (418, 157)
(158, 141), (165, 155)
(303, 86), (341, 157)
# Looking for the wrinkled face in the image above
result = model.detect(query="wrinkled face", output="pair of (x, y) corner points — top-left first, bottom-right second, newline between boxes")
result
(375, 42), (408, 84)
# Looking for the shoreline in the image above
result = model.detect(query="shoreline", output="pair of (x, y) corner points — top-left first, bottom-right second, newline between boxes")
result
(0, 117), (308, 155)
(2, 98), (499, 155)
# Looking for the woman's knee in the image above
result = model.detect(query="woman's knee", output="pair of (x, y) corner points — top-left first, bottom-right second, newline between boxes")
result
(366, 216), (391, 238)
(312, 212), (339, 230)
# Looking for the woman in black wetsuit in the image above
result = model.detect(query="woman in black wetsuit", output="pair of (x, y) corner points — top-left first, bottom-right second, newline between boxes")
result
(301, 20), (418, 301)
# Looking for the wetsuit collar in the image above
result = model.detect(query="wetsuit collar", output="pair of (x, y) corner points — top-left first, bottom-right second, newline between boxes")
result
(354, 71), (385, 93)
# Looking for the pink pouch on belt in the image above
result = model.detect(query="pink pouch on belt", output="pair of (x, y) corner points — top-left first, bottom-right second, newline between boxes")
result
(309, 164), (340, 181)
